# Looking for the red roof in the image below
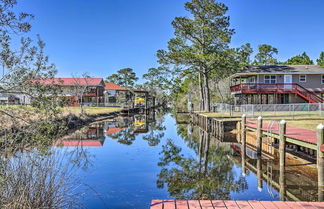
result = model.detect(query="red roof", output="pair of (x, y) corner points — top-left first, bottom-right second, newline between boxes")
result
(105, 127), (124, 135)
(53, 140), (103, 147)
(34, 78), (104, 86)
(104, 82), (127, 91)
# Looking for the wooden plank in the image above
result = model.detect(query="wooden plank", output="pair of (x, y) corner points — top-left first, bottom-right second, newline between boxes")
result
(248, 201), (266, 209)
(284, 202), (307, 209)
(188, 200), (202, 209)
(296, 202), (319, 209)
(211, 200), (226, 209)
(200, 200), (214, 209)
(224, 200), (240, 209)
(150, 200), (163, 209)
(176, 200), (189, 209)
(271, 201), (294, 209)
(258, 201), (280, 209)
(164, 200), (176, 209)
(235, 200), (253, 209)
(308, 202), (324, 209)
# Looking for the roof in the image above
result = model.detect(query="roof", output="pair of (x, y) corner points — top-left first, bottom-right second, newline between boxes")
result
(104, 82), (127, 91)
(34, 78), (104, 86)
(53, 140), (103, 147)
(234, 65), (324, 76)
(105, 127), (124, 135)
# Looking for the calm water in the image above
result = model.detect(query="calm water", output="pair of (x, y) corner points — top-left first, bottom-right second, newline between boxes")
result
(51, 111), (319, 209)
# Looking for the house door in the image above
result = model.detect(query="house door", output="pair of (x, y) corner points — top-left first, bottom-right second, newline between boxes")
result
(284, 75), (292, 90)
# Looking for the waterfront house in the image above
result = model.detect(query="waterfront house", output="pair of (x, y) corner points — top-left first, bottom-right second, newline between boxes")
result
(104, 82), (129, 106)
(230, 65), (324, 105)
(37, 78), (105, 106)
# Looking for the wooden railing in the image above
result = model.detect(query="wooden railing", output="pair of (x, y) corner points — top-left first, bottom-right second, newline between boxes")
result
(230, 83), (323, 103)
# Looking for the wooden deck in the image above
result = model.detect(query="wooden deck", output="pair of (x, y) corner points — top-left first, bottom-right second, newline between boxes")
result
(150, 200), (324, 209)
(245, 120), (322, 151)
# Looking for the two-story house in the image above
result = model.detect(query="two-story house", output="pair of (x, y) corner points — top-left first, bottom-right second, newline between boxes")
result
(230, 65), (324, 105)
(37, 77), (105, 106)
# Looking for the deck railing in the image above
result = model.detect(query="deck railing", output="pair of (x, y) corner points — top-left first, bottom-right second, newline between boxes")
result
(230, 83), (323, 103)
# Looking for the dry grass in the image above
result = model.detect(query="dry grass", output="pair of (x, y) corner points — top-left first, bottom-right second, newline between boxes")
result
(63, 106), (122, 116)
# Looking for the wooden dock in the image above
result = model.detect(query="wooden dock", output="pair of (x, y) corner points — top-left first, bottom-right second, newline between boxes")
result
(150, 200), (324, 209)
(246, 120), (319, 151)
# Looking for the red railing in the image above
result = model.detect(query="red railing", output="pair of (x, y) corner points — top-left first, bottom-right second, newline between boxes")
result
(83, 92), (97, 97)
(230, 83), (323, 103)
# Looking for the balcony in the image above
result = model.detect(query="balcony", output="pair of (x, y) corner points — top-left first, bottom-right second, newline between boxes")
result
(230, 83), (323, 103)
(83, 92), (97, 97)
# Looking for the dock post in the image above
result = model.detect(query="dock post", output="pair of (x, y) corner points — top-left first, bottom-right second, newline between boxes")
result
(241, 114), (246, 176)
(257, 157), (263, 192)
(256, 116), (263, 156)
(317, 124), (324, 201)
(241, 114), (246, 148)
(279, 120), (287, 201)
(237, 122), (241, 143)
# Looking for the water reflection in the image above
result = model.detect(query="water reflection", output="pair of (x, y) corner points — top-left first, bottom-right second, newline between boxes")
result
(157, 127), (248, 200)
(2, 111), (322, 208)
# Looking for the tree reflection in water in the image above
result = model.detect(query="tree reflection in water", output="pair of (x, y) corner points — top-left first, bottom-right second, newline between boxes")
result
(109, 111), (166, 147)
(157, 127), (248, 200)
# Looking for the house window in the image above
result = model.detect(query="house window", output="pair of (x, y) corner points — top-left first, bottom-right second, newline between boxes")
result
(264, 75), (276, 84)
(322, 75), (324, 84)
(299, 75), (306, 82)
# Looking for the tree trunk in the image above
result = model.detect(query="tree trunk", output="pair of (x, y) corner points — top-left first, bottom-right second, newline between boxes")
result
(198, 72), (204, 111)
(203, 71), (210, 112)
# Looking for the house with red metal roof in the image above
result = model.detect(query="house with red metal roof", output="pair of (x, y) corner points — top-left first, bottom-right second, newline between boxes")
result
(35, 77), (105, 106)
(104, 82), (130, 107)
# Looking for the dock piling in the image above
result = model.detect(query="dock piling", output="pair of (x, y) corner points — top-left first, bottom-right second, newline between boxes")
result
(256, 116), (263, 156)
(317, 124), (324, 201)
(279, 120), (287, 201)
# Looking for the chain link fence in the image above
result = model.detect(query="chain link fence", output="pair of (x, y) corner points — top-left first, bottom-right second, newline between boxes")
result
(212, 103), (324, 118)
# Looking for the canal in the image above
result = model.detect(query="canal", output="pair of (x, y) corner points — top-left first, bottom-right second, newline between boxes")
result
(4, 110), (320, 208)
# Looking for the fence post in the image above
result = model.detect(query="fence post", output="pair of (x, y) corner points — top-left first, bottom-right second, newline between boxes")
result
(256, 116), (263, 156)
(317, 124), (324, 201)
(279, 120), (287, 201)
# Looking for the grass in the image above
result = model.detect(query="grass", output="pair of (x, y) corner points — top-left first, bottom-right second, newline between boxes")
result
(62, 106), (122, 115)
(0, 105), (122, 116)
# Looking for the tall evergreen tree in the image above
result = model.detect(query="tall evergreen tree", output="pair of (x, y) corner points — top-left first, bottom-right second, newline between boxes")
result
(254, 44), (278, 65)
(317, 52), (324, 68)
(106, 68), (138, 89)
(286, 52), (314, 65)
(156, 0), (236, 112)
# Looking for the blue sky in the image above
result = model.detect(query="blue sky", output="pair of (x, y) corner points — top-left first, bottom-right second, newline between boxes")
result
(16, 0), (324, 80)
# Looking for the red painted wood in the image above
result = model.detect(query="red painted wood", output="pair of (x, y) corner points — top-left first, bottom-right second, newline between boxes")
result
(235, 200), (254, 209)
(224, 200), (240, 209)
(150, 200), (163, 209)
(259, 201), (280, 209)
(211, 200), (227, 209)
(246, 120), (318, 146)
(200, 200), (214, 209)
(248, 201), (266, 209)
(188, 200), (202, 209)
(272, 201), (295, 209)
(308, 202), (324, 209)
(164, 200), (176, 209)
(176, 200), (189, 209)
(296, 202), (318, 209)
(150, 200), (324, 209)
